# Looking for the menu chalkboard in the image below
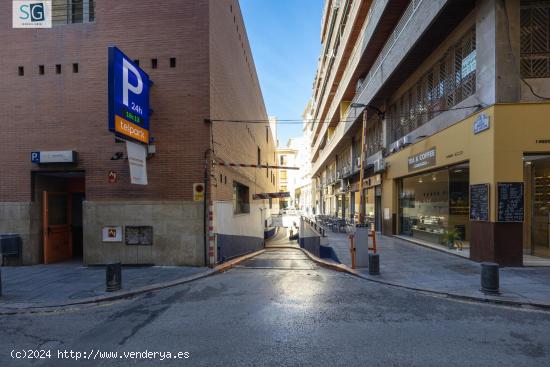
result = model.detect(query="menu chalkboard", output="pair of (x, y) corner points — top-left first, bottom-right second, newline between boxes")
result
(470, 184), (489, 221)
(497, 182), (524, 222)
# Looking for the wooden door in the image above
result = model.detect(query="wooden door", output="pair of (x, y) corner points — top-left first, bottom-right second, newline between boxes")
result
(43, 191), (72, 264)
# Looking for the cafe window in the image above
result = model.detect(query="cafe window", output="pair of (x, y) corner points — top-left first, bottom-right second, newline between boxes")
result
(233, 181), (250, 214)
(399, 163), (470, 250)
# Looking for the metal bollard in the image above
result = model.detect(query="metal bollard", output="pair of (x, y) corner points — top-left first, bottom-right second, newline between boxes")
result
(481, 262), (499, 294)
(106, 262), (122, 292)
(368, 253), (380, 275)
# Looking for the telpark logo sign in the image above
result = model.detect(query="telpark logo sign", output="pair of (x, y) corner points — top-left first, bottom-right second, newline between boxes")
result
(13, 1), (52, 28)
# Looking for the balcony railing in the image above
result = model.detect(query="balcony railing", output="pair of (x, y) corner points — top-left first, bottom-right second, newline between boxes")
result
(350, 0), (423, 109)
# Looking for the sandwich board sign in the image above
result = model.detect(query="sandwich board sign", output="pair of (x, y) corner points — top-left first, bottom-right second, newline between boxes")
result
(108, 46), (152, 144)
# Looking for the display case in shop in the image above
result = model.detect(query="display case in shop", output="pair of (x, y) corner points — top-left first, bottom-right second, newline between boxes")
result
(411, 215), (446, 242)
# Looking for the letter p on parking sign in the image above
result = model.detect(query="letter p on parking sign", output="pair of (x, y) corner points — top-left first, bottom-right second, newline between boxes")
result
(108, 47), (152, 144)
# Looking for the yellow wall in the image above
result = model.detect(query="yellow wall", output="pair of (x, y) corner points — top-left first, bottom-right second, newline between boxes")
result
(382, 103), (550, 225)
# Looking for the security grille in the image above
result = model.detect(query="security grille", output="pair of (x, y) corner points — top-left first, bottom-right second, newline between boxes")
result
(388, 27), (476, 143)
(521, 1), (550, 78)
(365, 116), (383, 157)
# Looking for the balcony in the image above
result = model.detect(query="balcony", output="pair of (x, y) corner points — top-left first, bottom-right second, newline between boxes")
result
(312, 0), (476, 173)
(311, 0), (375, 140)
(311, 0), (410, 160)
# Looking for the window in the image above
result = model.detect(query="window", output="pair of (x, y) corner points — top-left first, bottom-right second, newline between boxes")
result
(89, 0), (95, 22)
(388, 27), (476, 143)
(71, 0), (83, 23)
(269, 198), (273, 209)
(52, 0), (96, 25)
(151, 59), (158, 69)
(257, 147), (261, 165)
(521, 1), (550, 78)
(73, 63), (79, 73)
(266, 126), (269, 143)
(266, 162), (269, 177)
(18, 66), (24, 76)
(170, 58), (176, 68)
(233, 182), (250, 214)
(56, 64), (62, 74)
(39, 65), (45, 75)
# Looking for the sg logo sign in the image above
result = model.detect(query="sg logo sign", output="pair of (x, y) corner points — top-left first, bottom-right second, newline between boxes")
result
(108, 47), (152, 144)
(13, 1), (52, 28)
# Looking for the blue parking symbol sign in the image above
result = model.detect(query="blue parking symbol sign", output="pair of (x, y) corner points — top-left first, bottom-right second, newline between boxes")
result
(31, 152), (40, 163)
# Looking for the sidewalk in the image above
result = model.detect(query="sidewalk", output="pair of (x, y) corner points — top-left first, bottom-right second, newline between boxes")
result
(325, 231), (550, 307)
(0, 261), (207, 308)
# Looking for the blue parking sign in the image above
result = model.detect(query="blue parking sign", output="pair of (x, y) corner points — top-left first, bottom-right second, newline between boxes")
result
(31, 152), (40, 163)
(108, 47), (152, 144)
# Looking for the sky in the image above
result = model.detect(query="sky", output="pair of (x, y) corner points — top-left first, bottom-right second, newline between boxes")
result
(240, 0), (324, 147)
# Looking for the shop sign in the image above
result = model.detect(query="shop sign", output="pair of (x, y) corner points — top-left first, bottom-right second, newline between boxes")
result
(408, 147), (436, 172)
(108, 46), (152, 144)
(102, 226), (122, 242)
(473, 113), (490, 134)
(31, 150), (77, 164)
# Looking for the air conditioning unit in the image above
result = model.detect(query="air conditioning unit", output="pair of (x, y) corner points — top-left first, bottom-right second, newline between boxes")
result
(374, 158), (386, 173)
(401, 135), (412, 147)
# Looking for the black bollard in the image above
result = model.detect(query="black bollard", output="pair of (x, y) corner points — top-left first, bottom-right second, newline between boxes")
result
(481, 262), (499, 294)
(368, 253), (380, 275)
(106, 262), (122, 292)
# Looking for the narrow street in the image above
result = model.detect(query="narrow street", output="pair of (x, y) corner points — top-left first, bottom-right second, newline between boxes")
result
(2, 246), (549, 367)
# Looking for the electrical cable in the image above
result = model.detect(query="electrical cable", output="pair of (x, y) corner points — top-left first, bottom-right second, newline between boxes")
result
(209, 104), (486, 126)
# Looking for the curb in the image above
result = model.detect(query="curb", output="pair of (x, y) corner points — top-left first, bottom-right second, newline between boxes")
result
(286, 245), (550, 311)
(0, 249), (266, 316)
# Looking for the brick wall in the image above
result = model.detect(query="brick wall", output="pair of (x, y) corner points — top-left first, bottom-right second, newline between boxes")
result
(0, 0), (211, 202)
(209, 0), (277, 205)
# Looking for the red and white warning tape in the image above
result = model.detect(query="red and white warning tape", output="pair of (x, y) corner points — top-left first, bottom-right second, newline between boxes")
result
(208, 200), (215, 265)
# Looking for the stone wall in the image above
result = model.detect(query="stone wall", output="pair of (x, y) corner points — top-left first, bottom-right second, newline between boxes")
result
(83, 201), (204, 266)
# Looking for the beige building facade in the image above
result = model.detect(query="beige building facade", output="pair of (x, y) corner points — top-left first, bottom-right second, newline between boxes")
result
(308, 0), (550, 265)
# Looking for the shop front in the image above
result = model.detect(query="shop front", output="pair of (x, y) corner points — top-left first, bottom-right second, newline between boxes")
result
(381, 104), (550, 266)
(398, 163), (470, 252)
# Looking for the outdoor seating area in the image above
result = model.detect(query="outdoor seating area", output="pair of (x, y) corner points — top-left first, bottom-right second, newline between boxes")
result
(314, 215), (356, 234)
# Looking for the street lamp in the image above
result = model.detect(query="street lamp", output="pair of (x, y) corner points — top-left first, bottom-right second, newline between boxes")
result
(349, 103), (384, 225)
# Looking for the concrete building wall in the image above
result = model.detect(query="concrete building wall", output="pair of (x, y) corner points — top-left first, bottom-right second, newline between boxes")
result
(83, 201), (204, 266)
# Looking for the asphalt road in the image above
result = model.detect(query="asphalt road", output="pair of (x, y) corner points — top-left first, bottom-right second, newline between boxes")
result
(1, 248), (550, 367)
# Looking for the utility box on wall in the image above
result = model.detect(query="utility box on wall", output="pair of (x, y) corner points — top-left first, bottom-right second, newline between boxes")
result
(125, 226), (153, 246)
